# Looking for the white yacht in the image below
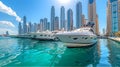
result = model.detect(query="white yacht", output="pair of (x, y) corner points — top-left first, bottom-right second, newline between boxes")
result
(30, 31), (56, 41)
(55, 22), (97, 47)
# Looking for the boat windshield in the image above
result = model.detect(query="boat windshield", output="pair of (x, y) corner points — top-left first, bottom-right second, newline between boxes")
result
(89, 29), (94, 33)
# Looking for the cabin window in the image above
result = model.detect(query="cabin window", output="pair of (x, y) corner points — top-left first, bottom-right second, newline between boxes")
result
(44, 35), (47, 36)
(73, 38), (78, 40)
(85, 37), (88, 39)
(40, 35), (43, 36)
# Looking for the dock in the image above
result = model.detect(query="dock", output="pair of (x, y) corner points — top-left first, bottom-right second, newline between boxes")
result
(109, 37), (120, 42)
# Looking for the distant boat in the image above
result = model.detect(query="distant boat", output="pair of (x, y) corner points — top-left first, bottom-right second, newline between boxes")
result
(55, 22), (97, 47)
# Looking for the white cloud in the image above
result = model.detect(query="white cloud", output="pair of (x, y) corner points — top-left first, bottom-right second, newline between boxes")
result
(0, 21), (15, 27)
(0, 21), (17, 35)
(0, 1), (21, 22)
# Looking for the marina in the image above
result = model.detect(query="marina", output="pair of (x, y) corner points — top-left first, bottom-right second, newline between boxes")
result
(0, 37), (120, 66)
(0, 0), (120, 67)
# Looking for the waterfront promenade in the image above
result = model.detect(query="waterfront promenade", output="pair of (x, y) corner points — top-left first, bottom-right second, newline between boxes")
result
(109, 37), (120, 42)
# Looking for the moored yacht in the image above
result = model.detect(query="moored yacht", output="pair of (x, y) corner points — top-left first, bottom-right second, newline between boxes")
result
(30, 31), (56, 41)
(55, 22), (97, 47)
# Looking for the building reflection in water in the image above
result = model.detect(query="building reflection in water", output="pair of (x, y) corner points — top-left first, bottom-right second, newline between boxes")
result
(107, 40), (120, 66)
(97, 39), (111, 66)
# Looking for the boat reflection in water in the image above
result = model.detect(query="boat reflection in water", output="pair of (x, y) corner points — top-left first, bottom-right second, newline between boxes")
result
(54, 43), (100, 67)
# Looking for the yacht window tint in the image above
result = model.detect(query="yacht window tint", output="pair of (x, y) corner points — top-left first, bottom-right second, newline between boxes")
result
(85, 37), (88, 39)
(40, 35), (43, 36)
(73, 38), (78, 40)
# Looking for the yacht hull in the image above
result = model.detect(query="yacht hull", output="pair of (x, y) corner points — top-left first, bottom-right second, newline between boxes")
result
(64, 43), (97, 48)
(30, 33), (55, 41)
(56, 35), (97, 46)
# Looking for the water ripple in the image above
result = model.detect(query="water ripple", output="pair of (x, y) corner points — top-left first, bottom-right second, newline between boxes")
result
(0, 38), (120, 67)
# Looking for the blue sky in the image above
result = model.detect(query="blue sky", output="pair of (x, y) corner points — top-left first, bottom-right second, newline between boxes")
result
(0, 0), (107, 35)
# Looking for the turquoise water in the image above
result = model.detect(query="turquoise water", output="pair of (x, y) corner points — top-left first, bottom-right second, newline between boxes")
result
(0, 37), (120, 67)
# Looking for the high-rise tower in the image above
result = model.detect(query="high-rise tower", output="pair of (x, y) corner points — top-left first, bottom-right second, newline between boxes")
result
(60, 6), (65, 30)
(23, 16), (27, 34)
(54, 16), (59, 31)
(44, 18), (48, 31)
(40, 19), (44, 31)
(106, 0), (112, 36)
(67, 9), (73, 31)
(76, 1), (82, 29)
(106, 0), (120, 36)
(82, 14), (86, 26)
(51, 6), (55, 31)
(88, 0), (99, 35)
(18, 22), (22, 35)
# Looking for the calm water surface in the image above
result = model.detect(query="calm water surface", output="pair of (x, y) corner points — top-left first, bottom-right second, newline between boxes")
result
(0, 37), (120, 67)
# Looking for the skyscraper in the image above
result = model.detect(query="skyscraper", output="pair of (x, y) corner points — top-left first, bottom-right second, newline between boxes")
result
(76, 1), (82, 29)
(111, 0), (119, 33)
(18, 22), (22, 35)
(88, 0), (99, 35)
(47, 22), (50, 31)
(31, 23), (34, 32)
(82, 14), (86, 27)
(23, 16), (27, 34)
(28, 22), (32, 33)
(107, 0), (111, 36)
(65, 20), (67, 31)
(88, 0), (96, 22)
(96, 14), (99, 35)
(118, 0), (120, 31)
(44, 18), (48, 31)
(34, 23), (37, 32)
(67, 9), (73, 31)
(60, 6), (65, 30)
(54, 16), (59, 30)
(51, 6), (55, 31)
(40, 19), (44, 31)
(107, 0), (120, 35)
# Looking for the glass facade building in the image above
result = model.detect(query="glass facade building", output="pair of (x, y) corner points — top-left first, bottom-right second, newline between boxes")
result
(51, 6), (55, 31)
(111, 1), (118, 33)
(60, 6), (65, 30)
(23, 16), (27, 34)
(76, 1), (82, 29)
(67, 9), (73, 31)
